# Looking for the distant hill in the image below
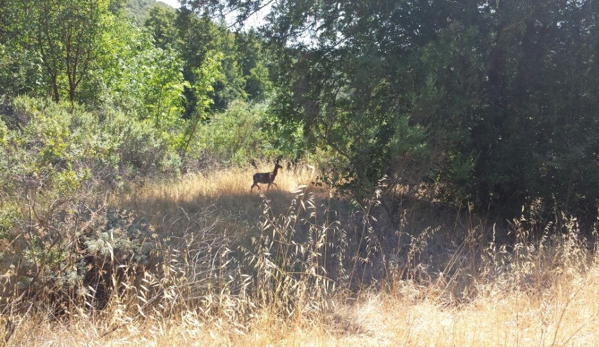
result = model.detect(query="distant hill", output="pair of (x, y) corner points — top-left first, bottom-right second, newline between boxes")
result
(126, 0), (174, 24)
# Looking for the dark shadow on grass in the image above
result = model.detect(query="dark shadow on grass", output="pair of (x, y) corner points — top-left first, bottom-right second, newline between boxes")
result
(119, 181), (512, 297)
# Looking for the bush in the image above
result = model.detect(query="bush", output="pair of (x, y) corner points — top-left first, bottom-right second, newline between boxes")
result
(193, 100), (263, 166)
(3, 204), (158, 313)
(0, 96), (184, 313)
(0, 97), (181, 191)
(185, 97), (321, 173)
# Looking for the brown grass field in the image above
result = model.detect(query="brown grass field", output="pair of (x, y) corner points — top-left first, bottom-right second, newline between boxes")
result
(2, 165), (599, 346)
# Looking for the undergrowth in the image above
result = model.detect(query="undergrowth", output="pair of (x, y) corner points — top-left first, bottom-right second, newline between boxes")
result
(1, 172), (599, 345)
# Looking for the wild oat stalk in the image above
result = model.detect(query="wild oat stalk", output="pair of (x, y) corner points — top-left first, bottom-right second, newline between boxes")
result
(244, 186), (342, 321)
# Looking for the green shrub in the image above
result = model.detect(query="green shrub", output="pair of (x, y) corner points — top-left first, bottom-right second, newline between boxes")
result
(6, 204), (158, 312)
(194, 99), (272, 167)
(0, 96), (183, 313)
(0, 97), (181, 190)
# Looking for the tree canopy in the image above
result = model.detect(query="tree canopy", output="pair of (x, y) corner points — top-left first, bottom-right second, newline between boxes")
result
(181, 0), (599, 222)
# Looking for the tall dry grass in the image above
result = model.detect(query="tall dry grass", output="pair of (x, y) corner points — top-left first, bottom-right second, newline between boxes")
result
(2, 166), (599, 346)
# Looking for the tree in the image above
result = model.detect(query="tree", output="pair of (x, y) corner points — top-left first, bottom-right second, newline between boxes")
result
(29, 0), (111, 104)
(235, 29), (271, 101)
(185, 0), (599, 225)
(174, 8), (222, 117)
(225, 0), (442, 197)
(145, 3), (180, 51)
(83, 11), (188, 138)
(0, 1), (44, 98)
(471, 0), (599, 219)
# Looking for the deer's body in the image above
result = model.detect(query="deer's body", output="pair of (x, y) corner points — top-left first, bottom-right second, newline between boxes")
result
(251, 161), (283, 192)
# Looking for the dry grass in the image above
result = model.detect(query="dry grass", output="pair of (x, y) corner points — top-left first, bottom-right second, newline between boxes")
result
(149, 161), (316, 200)
(5, 268), (599, 346)
(3, 166), (599, 346)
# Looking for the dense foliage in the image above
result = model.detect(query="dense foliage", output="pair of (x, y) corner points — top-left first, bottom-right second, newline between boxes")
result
(183, 0), (599, 224)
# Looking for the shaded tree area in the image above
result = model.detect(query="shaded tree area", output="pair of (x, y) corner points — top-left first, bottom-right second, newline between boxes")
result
(184, 0), (599, 228)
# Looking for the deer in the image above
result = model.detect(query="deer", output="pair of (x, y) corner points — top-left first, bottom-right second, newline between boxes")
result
(251, 158), (283, 192)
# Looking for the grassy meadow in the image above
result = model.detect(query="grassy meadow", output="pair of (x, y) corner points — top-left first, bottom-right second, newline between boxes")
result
(2, 165), (599, 346)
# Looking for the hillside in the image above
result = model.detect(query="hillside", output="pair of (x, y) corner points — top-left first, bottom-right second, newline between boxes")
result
(126, 0), (175, 24)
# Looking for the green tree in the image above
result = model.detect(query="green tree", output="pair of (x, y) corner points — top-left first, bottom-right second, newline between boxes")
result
(251, 0), (440, 197)
(236, 29), (271, 101)
(186, 0), (599, 224)
(81, 11), (188, 145)
(210, 28), (246, 110)
(144, 3), (180, 50)
(175, 8), (222, 117)
(29, 0), (112, 104)
(470, 0), (599, 218)
(0, 1), (44, 98)
(178, 50), (223, 161)
(174, 9), (247, 114)
(143, 5), (272, 117)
